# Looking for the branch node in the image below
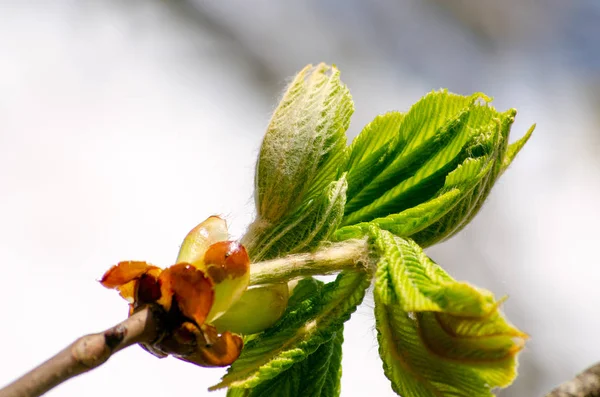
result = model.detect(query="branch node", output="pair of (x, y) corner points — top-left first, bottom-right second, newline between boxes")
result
(105, 325), (127, 350)
(72, 335), (111, 369)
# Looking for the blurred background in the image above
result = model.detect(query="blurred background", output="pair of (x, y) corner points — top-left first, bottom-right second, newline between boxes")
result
(1, 1), (599, 396)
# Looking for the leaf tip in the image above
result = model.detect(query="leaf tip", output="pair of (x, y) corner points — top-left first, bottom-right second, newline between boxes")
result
(501, 122), (535, 172)
(471, 92), (493, 105)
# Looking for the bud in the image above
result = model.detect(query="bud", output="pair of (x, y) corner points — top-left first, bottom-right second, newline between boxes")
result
(212, 283), (289, 335)
(202, 241), (250, 322)
(177, 216), (251, 322)
(176, 215), (228, 266)
(254, 64), (352, 224)
(99, 216), (251, 367)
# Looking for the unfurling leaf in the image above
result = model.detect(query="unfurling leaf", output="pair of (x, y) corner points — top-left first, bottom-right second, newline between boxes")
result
(372, 227), (526, 397)
(243, 175), (347, 262)
(244, 63), (351, 265)
(211, 272), (369, 391)
(336, 90), (534, 247)
(253, 63), (352, 226)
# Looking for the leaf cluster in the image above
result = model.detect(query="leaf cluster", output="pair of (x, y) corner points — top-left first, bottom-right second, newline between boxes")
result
(225, 63), (532, 397)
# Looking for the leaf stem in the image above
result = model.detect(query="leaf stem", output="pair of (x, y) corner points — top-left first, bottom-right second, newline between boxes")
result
(0, 306), (161, 397)
(248, 238), (371, 285)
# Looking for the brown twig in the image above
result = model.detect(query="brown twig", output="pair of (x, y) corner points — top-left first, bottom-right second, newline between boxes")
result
(0, 306), (160, 397)
(546, 362), (600, 397)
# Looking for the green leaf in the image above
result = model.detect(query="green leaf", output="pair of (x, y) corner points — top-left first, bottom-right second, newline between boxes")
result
(372, 228), (526, 397)
(226, 387), (248, 397)
(371, 227), (496, 315)
(344, 107), (472, 219)
(254, 63), (353, 225)
(409, 109), (524, 246)
(501, 123), (535, 173)
(227, 328), (344, 397)
(211, 272), (369, 391)
(346, 112), (404, 170)
(320, 329), (344, 397)
(334, 156), (492, 244)
(344, 112), (404, 202)
(339, 90), (533, 247)
(243, 175), (347, 262)
(343, 90), (482, 219)
(334, 188), (464, 242)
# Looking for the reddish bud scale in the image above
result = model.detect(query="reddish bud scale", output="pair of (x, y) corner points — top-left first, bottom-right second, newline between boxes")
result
(100, 261), (160, 289)
(158, 263), (214, 327)
(204, 241), (250, 282)
(137, 273), (162, 303)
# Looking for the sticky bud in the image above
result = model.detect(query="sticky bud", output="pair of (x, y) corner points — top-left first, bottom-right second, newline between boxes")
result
(176, 216), (251, 322)
(212, 283), (289, 335)
(203, 241), (250, 322)
(177, 216), (228, 266)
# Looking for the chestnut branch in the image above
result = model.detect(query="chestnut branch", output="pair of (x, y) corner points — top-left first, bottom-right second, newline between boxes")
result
(545, 361), (600, 397)
(0, 306), (160, 397)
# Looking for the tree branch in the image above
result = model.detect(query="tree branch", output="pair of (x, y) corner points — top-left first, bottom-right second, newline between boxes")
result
(0, 240), (372, 397)
(546, 362), (600, 397)
(0, 305), (160, 397)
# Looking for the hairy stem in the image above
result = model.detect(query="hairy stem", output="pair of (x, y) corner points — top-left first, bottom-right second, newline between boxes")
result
(248, 238), (371, 285)
(546, 362), (600, 397)
(0, 306), (160, 397)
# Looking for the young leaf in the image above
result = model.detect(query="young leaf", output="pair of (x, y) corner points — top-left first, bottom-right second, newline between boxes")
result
(375, 294), (521, 397)
(343, 90), (481, 217)
(344, 107), (473, 224)
(409, 109), (529, 246)
(243, 175), (347, 262)
(501, 123), (535, 173)
(226, 328), (344, 397)
(372, 228), (526, 397)
(211, 271), (369, 391)
(371, 227), (498, 315)
(253, 63), (353, 225)
(338, 91), (534, 247)
(344, 112), (404, 202)
(333, 188), (463, 242)
(334, 156), (492, 245)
